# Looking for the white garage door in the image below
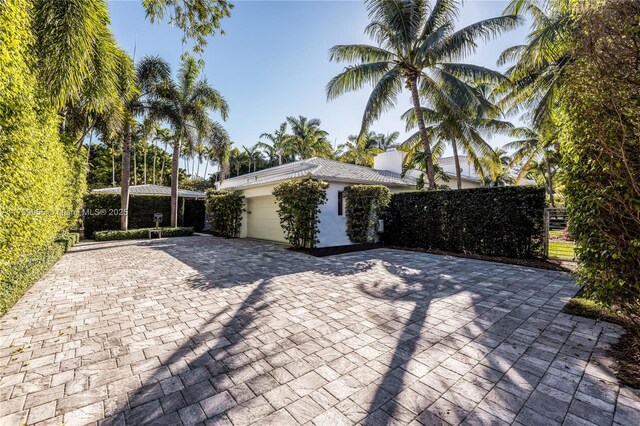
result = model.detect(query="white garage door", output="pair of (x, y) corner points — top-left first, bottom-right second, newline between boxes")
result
(246, 196), (287, 243)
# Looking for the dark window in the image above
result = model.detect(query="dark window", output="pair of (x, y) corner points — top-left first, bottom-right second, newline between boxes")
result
(338, 191), (343, 216)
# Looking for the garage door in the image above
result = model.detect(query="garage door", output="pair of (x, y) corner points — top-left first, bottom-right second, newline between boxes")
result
(246, 196), (287, 243)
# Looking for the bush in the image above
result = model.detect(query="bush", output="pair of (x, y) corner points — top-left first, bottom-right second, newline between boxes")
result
(384, 186), (545, 258)
(93, 227), (194, 241)
(0, 232), (79, 315)
(83, 194), (205, 236)
(344, 185), (391, 243)
(205, 190), (244, 238)
(273, 178), (328, 249)
(560, 0), (640, 316)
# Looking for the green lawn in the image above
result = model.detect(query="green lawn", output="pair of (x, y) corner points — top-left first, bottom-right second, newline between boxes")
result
(549, 240), (576, 260)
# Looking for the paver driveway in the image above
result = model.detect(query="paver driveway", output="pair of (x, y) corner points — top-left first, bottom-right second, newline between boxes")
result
(1, 236), (639, 426)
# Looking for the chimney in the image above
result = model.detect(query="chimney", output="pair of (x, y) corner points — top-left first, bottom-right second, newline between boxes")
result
(373, 149), (406, 175)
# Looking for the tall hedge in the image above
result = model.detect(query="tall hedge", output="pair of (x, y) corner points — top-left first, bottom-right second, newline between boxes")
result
(273, 178), (328, 249)
(83, 194), (205, 237)
(0, 0), (86, 311)
(206, 190), (245, 238)
(344, 185), (391, 243)
(384, 187), (545, 258)
(560, 0), (640, 314)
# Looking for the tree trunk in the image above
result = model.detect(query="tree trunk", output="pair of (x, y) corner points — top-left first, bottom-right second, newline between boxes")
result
(203, 161), (208, 180)
(153, 139), (157, 185)
(408, 74), (436, 189)
(111, 144), (116, 186)
(451, 140), (462, 190)
(197, 159), (201, 177)
(120, 120), (132, 231)
(170, 136), (181, 227)
(161, 142), (167, 185)
(143, 146), (147, 184)
(544, 152), (555, 207)
(133, 142), (137, 186)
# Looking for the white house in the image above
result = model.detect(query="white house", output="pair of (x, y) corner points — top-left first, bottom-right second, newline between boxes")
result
(217, 151), (482, 247)
(217, 156), (416, 247)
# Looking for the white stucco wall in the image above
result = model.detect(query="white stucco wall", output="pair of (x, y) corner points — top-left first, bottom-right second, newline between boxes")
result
(316, 183), (351, 248)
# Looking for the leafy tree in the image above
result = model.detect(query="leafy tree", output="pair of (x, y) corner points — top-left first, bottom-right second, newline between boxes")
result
(147, 56), (229, 227)
(203, 121), (231, 181)
(480, 148), (515, 187)
(283, 116), (333, 159)
(337, 133), (382, 167)
(327, 0), (519, 189)
(143, 0), (233, 54)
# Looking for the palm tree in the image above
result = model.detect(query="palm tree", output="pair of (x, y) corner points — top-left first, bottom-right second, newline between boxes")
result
(338, 132), (383, 166)
(496, 0), (572, 129)
(257, 122), (290, 165)
(243, 145), (262, 173)
(376, 131), (400, 150)
(283, 116), (333, 159)
(481, 148), (514, 186)
(203, 121), (231, 182)
(119, 56), (171, 230)
(402, 91), (512, 189)
(327, 0), (519, 189)
(148, 56), (229, 226)
(503, 126), (558, 205)
(228, 148), (244, 176)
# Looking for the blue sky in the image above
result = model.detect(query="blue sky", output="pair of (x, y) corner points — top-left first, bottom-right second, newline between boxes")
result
(109, 0), (529, 171)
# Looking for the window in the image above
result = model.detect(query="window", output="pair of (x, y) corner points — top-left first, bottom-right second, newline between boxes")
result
(338, 191), (343, 216)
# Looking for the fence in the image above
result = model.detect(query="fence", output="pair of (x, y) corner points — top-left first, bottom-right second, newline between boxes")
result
(544, 207), (576, 261)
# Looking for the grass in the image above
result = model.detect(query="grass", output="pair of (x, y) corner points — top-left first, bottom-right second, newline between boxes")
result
(564, 293), (640, 388)
(548, 241), (576, 260)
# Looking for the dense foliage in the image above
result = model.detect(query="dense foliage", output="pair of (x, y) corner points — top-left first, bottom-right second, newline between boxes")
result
(83, 194), (204, 237)
(94, 227), (193, 241)
(0, 0), (87, 308)
(0, 232), (79, 315)
(205, 190), (245, 238)
(273, 178), (328, 249)
(344, 185), (391, 243)
(384, 187), (545, 258)
(560, 0), (640, 315)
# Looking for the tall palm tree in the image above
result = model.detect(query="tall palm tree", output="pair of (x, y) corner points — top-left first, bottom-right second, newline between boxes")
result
(481, 148), (514, 186)
(243, 145), (262, 173)
(228, 148), (243, 176)
(119, 56), (171, 230)
(283, 116), (333, 159)
(257, 122), (290, 165)
(496, 0), (572, 129)
(402, 91), (512, 189)
(327, 0), (519, 189)
(148, 56), (229, 227)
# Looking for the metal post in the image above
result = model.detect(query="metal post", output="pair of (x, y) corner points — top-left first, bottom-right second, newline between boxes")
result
(543, 208), (549, 258)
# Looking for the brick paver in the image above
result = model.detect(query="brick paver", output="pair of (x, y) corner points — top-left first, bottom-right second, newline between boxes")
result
(1, 236), (638, 425)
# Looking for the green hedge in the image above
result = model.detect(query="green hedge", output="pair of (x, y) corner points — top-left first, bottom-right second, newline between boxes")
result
(384, 187), (545, 258)
(344, 185), (391, 243)
(93, 227), (194, 241)
(0, 232), (79, 315)
(206, 190), (245, 238)
(83, 194), (205, 237)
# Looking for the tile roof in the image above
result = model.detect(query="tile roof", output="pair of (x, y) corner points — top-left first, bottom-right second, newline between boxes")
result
(219, 157), (416, 190)
(92, 184), (206, 198)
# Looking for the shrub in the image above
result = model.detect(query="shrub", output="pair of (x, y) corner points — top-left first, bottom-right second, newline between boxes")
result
(384, 187), (545, 258)
(344, 185), (391, 243)
(93, 227), (194, 241)
(205, 190), (244, 238)
(273, 178), (328, 249)
(560, 0), (640, 316)
(0, 232), (79, 315)
(83, 194), (205, 236)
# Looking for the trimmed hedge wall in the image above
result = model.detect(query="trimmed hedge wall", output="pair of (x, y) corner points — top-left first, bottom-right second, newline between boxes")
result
(83, 194), (205, 237)
(94, 227), (193, 241)
(344, 185), (391, 243)
(0, 232), (79, 315)
(384, 187), (545, 258)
